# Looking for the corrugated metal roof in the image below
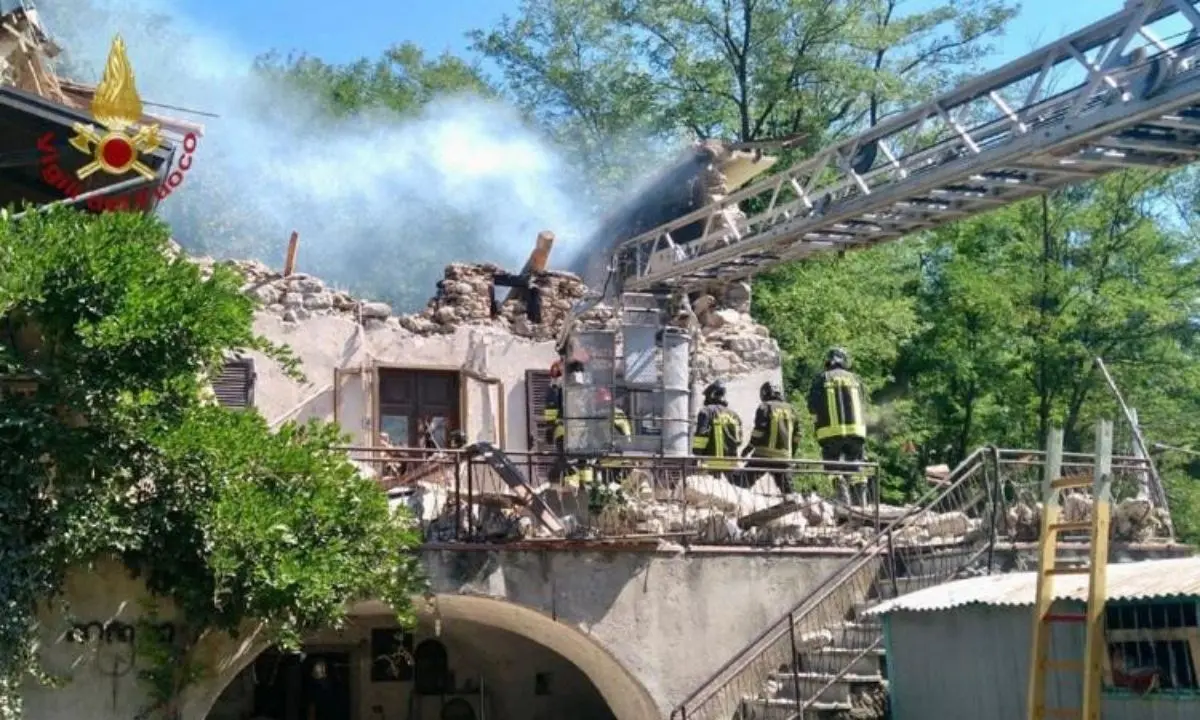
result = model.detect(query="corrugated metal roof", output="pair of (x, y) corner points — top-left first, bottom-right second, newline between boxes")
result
(867, 556), (1200, 616)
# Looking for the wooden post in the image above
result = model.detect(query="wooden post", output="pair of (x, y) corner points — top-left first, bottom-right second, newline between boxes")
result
(1027, 427), (1063, 720)
(503, 230), (556, 304)
(283, 231), (299, 276)
(1082, 420), (1113, 720)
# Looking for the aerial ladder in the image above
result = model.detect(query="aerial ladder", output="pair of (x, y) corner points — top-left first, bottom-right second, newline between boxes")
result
(1026, 422), (1114, 720)
(598, 0), (1200, 295)
(548, 1), (1200, 717)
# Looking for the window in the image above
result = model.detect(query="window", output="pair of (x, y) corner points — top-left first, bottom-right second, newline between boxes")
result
(377, 369), (459, 448)
(1105, 600), (1200, 695)
(213, 358), (255, 409)
(370, 628), (414, 682)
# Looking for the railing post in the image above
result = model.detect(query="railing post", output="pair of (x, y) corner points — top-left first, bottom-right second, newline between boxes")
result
(454, 454), (462, 540)
(985, 446), (1001, 575)
(788, 611), (801, 713)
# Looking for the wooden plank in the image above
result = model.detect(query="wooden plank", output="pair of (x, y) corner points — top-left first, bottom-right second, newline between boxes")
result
(466, 442), (564, 536)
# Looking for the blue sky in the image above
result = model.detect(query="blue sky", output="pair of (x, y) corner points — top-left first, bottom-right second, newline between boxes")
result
(171, 0), (1128, 69)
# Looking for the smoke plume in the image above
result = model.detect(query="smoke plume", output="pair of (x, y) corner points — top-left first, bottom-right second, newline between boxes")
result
(37, 0), (595, 311)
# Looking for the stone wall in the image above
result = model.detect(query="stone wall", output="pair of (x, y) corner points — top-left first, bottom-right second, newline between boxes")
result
(192, 255), (782, 379)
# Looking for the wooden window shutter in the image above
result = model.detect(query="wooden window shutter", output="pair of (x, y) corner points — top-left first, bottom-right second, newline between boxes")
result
(525, 369), (552, 451)
(213, 358), (255, 409)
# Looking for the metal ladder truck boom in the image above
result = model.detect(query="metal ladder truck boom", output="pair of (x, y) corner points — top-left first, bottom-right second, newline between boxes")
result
(609, 0), (1200, 295)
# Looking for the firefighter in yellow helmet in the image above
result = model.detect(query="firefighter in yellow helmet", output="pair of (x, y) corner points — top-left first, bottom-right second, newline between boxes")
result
(692, 380), (742, 471)
(807, 347), (869, 506)
(744, 380), (802, 496)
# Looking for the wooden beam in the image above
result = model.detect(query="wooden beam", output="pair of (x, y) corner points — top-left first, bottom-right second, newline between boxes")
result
(283, 230), (299, 276)
(503, 230), (555, 304)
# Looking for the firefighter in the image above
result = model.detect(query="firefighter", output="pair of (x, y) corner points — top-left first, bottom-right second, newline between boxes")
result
(744, 381), (802, 496)
(692, 380), (742, 472)
(807, 347), (869, 506)
(544, 359), (590, 486)
(591, 386), (633, 510)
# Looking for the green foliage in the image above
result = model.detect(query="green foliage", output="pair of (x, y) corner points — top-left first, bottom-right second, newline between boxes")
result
(472, 0), (1015, 200)
(0, 209), (422, 719)
(748, 171), (1200, 535)
(255, 42), (493, 117)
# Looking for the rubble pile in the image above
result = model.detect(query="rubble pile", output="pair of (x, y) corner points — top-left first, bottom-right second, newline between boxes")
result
(688, 281), (782, 383)
(1004, 491), (1171, 542)
(396, 468), (985, 548)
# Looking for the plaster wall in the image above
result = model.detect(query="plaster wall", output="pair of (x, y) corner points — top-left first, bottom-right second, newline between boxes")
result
(20, 549), (853, 720)
(420, 546), (852, 714)
(251, 313), (784, 455)
(21, 558), (264, 720)
(249, 313), (557, 452)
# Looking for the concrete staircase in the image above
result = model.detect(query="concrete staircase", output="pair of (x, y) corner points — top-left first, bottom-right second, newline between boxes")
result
(734, 552), (982, 719)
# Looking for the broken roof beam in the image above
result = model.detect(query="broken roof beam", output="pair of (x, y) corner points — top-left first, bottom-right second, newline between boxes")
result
(503, 230), (555, 305)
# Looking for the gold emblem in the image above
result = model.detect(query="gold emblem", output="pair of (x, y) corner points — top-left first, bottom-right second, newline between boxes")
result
(68, 35), (161, 180)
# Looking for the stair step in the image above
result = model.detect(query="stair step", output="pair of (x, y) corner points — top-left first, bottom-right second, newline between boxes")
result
(738, 696), (853, 720)
(768, 671), (886, 705)
(798, 647), (886, 675)
(832, 622), (882, 649)
(880, 572), (943, 597)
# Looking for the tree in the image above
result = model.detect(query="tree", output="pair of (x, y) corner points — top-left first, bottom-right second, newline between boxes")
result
(0, 208), (423, 720)
(255, 42), (494, 116)
(473, 0), (1016, 198)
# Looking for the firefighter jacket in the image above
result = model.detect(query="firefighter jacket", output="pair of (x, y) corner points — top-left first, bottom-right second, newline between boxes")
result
(544, 383), (563, 444)
(750, 400), (801, 459)
(692, 402), (742, 470)
(807, 368), (867, 442)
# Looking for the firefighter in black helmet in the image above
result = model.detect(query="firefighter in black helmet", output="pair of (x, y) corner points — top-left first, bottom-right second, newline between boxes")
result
(744, 380), (801, 496)
(692, 380), (742, 471)
(807, 347), (869, 505)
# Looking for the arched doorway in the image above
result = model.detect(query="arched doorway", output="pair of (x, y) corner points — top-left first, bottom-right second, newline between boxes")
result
(193, 595), (658, 720)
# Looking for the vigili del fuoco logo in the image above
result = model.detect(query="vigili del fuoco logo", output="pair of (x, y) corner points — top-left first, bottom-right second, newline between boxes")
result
(37, 34), (200, 212)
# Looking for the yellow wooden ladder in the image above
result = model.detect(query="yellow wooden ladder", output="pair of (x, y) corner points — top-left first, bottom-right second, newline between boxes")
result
(1027, 420), (1114, 720)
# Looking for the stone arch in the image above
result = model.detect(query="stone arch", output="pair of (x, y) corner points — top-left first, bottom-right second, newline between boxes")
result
(182, 594), (660, 720)
(419, 594), (659, 720)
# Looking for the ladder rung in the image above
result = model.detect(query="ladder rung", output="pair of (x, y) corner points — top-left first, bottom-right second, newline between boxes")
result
(1044, 708), (1080, 719)
(1048, 521), (1092, 533)
(1047, 566), (1091, 576)
(1050, 476), (1092, 490)
(1045, 659), (1085, 672)
(1044, 613), (1087, 623)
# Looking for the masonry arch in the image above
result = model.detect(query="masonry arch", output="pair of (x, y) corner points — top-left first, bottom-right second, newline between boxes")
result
(185, 594), (660, 720)
(419, 593), (660, 720)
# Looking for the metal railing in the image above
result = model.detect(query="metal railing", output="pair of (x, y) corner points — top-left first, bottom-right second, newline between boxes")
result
(345, 445), (885, 545)
(669, 448), (1166, 720)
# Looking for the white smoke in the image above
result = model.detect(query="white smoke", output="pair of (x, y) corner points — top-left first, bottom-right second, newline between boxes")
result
(37, 0), (596, 310)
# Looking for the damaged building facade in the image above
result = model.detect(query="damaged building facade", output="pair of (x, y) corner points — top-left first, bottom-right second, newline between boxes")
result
(5, 2), (1196, 719)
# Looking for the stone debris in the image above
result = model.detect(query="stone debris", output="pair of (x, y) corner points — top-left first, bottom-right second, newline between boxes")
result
(387, 465), (990, 548)
(1004, 492), (1172, 542)
(190, 254), (780, 375)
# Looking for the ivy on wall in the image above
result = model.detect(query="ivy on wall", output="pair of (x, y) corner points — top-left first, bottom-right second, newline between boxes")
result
(0, 207), (424, 719)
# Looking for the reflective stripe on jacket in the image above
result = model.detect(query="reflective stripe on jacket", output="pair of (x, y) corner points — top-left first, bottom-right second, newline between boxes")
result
(693, 403), (742, 470)
(750, 400), (799, 459)
(807, 369), (867, 441)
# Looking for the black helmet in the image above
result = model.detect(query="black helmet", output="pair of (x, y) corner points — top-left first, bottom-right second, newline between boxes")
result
(825, 347), (850, 370)
(759, 381), (783, 402)
(703, 379), (727, 403)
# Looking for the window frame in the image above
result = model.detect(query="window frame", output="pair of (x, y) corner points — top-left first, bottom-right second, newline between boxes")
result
(1102, 598), (1200, 698)
(373, 366), (463, 449)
